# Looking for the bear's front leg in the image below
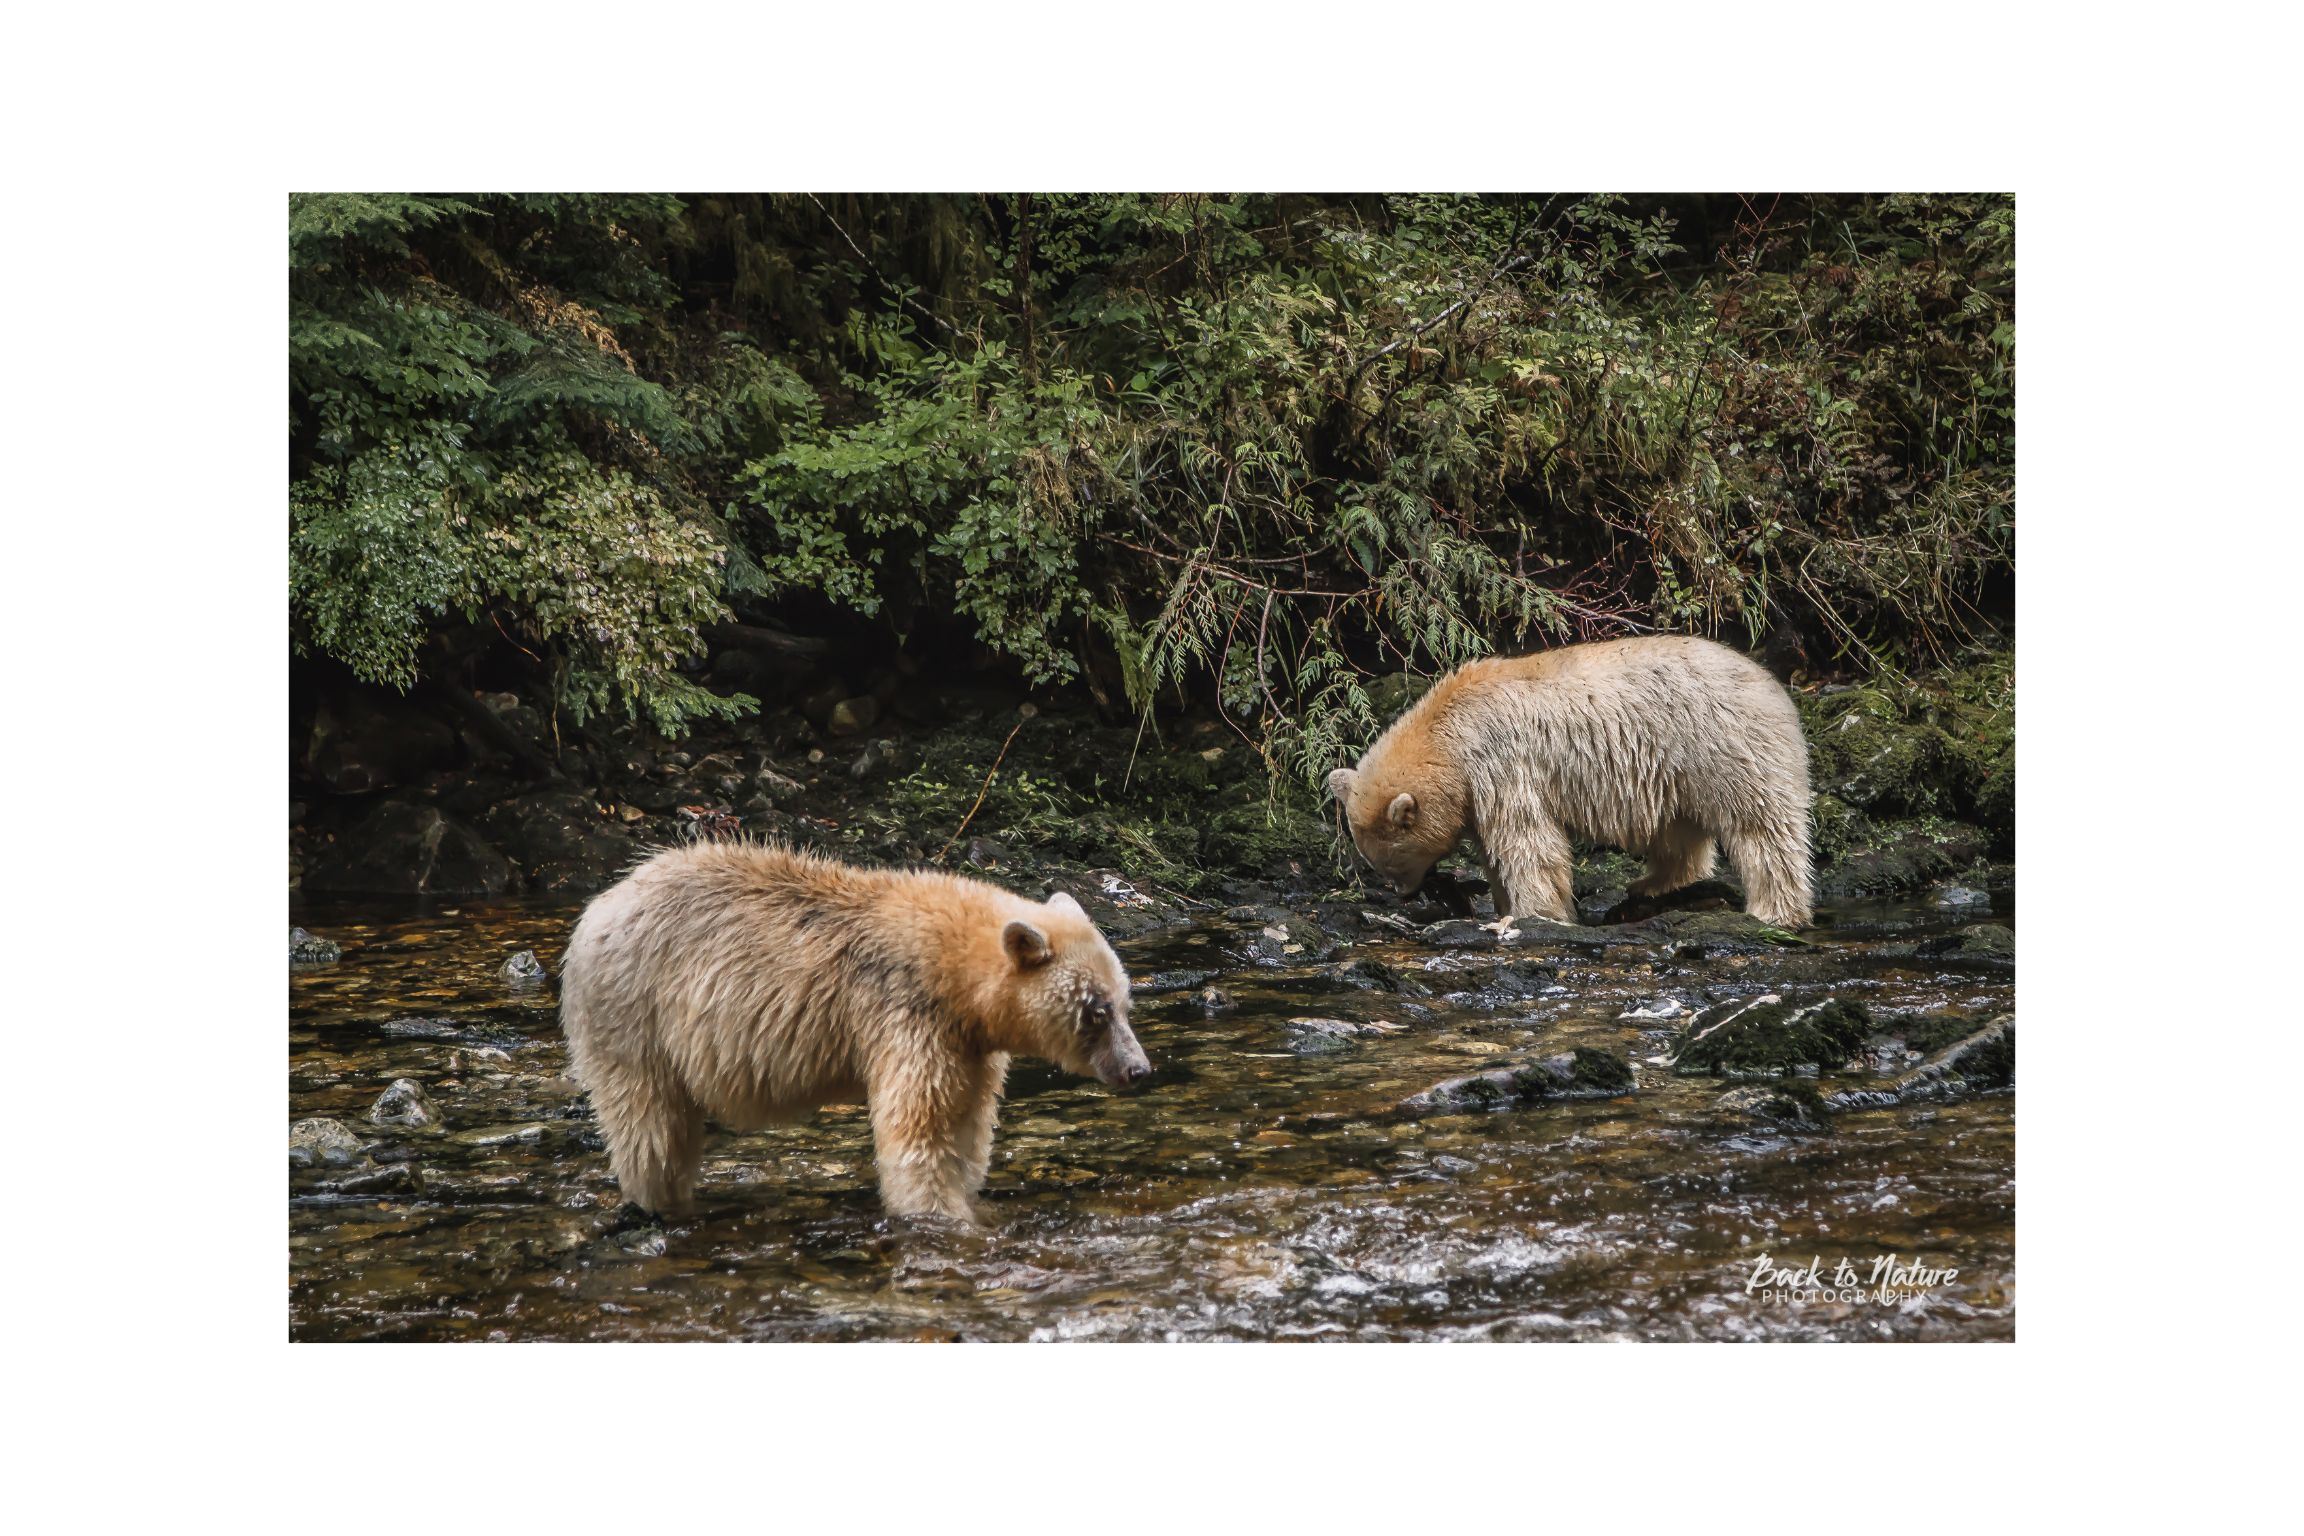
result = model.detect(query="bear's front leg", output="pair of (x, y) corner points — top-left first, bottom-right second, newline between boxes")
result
(1481, 811), (1576, 924)
(866, 1049), (1001, 1223)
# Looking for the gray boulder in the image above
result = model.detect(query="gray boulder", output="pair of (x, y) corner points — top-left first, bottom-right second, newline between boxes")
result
(289, 1118), (367, 1167)
(368, 1078), (441, 1128)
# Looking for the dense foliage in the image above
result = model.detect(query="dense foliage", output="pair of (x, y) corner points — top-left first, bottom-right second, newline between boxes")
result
(289, 193), (2013, 777)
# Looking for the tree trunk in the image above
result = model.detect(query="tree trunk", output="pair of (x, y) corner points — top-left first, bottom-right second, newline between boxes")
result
(700, 622), (833, 661)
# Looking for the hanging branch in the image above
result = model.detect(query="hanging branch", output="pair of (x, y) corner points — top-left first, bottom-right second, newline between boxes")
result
(806, 193), (956, 337)
(1253, 590), (1287, 721)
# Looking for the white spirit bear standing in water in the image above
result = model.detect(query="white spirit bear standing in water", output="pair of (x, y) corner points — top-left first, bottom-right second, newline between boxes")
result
(560, 842), (1151, 1222)
(1328, 636), (1814, 928)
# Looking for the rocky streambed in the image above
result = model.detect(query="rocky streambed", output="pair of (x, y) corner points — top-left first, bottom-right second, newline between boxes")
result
(288, 868), (2014, 1342)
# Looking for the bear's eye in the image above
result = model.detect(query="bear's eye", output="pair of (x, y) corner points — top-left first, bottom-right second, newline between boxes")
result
(1078, 995), (1110, 1035)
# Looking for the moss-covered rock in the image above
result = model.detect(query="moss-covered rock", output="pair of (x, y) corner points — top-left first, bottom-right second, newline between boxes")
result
(1670, 996), (1872, 1076)
(1399, 1046), (1636, 1112)
(1813, 820), (1991, 899)
(1965, 749), (2015, 830)
(1810, 714), (1965, 819)
(1887, 1011), (1996, 1057)
(1622, 908), (1812, 953)
(1797, 655), (2014, 876)
(1809, 793), (1866, 867)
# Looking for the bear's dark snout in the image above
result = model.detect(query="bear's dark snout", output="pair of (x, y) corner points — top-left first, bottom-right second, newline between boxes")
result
(1093, 1028), (1154, 1091)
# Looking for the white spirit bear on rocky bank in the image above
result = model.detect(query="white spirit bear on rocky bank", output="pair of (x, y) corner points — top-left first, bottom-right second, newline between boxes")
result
(559, 842), (1151, 1222)
(1328, 635), (1813, 928)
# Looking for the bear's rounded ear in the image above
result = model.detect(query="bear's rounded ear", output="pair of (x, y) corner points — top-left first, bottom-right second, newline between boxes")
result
(1386, 791), (1418, 830)
(1044, 890), (1085, 918)
(1326, 768), (1357, 804)
(1003, 919), (1053, 969)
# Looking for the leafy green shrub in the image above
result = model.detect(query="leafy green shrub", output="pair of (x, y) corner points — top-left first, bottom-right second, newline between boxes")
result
(289, 192), (2014, 781)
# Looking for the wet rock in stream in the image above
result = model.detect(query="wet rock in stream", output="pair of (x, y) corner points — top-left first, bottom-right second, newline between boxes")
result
(1669, 997), (1873, 1078)
(319, 1162), (421, 1196)
(1829, 1014), (2015, 1110)
(1400, 1046), (1638, 1112)
(288, 1118), (367, 1167)
(1916, 923), (2014, 961)
(1283, 1017), (1400, 1055)
(1714, 1080), (1836, 1132)
(1132, 968), (1220, 996)
(368, 1078), (441, 1128)
(1236, 911), (1335, 963)
(289, 926), (341, 965)
(1440, 957), (1561, 1007)
(1618, 908), (1811, 956)
(379, 1016), (532, 1049)
(1324, 957), (1434, 996)
(1043, 869), (1175, 940)
(498, 949), (547, 986)
(1419, 918), (1503, 947)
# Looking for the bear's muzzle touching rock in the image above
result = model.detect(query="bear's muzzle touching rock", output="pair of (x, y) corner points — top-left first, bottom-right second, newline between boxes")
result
(1329, 635), (1813, 929)
(559, 842), (1151, 1223)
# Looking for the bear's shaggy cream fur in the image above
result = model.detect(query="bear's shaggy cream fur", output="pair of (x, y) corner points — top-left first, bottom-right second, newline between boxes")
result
(559, 842), (1151, 1222)
(1328, 636), (1813, 928)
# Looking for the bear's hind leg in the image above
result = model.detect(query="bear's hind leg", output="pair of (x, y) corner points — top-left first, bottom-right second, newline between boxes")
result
(1629, 817), (1716, 899)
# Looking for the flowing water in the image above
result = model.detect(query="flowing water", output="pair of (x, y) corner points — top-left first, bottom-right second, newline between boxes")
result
(288, 885), (2013, 1342)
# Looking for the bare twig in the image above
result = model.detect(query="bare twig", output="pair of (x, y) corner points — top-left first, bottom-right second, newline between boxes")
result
(1347, 235), (1544, 380)
(935, 715), (1029, 862)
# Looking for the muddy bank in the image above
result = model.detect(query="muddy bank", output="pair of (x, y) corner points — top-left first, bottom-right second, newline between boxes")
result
(293, 649), (2015, 916)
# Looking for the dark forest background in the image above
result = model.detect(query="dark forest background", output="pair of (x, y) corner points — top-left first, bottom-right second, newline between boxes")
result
(291, 192), (2012, 786)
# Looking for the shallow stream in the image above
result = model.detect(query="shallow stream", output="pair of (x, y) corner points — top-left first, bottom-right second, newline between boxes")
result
(288, 885), (2013, 1341)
